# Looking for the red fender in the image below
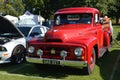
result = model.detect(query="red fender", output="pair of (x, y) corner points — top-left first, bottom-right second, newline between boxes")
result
(103, 31), (110, 47)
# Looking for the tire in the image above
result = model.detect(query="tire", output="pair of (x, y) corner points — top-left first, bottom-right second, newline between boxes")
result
(104, 48), (109, 57)
(11, 45), (26, 64)
(83, 48), (96, 75)
(110, 36), (113, 46)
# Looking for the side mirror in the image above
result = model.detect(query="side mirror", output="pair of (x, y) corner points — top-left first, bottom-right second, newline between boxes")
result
(95, 14), (98, 23)
(99, 17), (103, 24)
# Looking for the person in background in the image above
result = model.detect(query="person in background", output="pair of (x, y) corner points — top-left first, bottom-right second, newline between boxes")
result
(102, 15), (113, 46)
(102, 15), (113, 35)
(109, 19), (113, 35)
(102, 16), (110, 28)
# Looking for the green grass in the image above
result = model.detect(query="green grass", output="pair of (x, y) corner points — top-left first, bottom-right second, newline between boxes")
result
(0, 25), (120, 80)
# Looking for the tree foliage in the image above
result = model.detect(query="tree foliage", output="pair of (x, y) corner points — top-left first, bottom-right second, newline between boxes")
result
(0, 0), (25, 16)
(23, 0), (118, 20)
(0, 0), (120, 23)
(108, 0), (120, 23)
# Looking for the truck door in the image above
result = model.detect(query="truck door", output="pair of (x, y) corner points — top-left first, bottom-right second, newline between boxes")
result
(94, 14), (104, 48)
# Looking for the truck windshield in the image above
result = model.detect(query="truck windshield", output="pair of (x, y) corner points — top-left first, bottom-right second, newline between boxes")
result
(54, 13), (92, 25)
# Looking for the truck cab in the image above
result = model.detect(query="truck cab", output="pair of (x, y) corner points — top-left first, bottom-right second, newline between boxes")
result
(26, 7), (112, 74)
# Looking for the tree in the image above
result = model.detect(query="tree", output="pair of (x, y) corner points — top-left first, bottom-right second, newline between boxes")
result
(12, 0), (25, 16)
(20, 0), (120, 23)
(108, 0), (120, 23)
(0, 0), (25, 16)
(22, 0), (88, 19)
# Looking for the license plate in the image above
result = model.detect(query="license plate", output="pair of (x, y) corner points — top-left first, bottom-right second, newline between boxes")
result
(43, 59), (60, 65)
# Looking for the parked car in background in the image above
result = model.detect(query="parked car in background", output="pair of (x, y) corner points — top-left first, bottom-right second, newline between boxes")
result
(0, 16), (26, 64)
(17, 25), (49, 41)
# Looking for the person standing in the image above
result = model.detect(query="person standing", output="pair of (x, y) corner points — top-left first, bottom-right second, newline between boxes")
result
(102, 16), (113, 35)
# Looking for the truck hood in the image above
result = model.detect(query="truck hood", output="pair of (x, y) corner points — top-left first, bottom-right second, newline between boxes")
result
(45, 24), (92, 42)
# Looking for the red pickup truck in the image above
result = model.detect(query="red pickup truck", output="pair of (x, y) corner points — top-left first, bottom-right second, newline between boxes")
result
(26, 7), (112, 74)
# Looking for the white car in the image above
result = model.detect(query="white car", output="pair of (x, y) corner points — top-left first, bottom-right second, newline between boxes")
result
(0, 16), (26, 64)
(17, 25), (49, 41)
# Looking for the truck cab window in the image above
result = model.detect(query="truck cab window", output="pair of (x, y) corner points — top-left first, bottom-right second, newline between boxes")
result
(55, 16), (61, 25)
(54, 13), (92, 25)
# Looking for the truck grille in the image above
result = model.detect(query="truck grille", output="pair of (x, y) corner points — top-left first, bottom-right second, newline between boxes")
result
(42, 47), (71, 59)
(35, 45), (76, 60)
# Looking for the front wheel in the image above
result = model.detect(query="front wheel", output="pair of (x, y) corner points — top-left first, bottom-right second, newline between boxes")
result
(11, 45), (26, 64)
(83, 48), (96, 75)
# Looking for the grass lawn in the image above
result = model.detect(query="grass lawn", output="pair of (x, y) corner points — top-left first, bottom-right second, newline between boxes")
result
(0, 25), (120, 80)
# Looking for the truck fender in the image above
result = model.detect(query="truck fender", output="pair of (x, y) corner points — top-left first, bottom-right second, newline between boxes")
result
(85, 38), (97, 64)
(103, 31), (110, 47)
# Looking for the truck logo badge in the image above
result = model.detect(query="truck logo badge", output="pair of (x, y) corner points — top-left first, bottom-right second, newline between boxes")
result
(51, 48), (56, 54)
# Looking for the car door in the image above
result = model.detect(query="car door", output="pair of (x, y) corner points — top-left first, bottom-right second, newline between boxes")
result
(28, 26), (43, 40)
(94, 13), (104, 48)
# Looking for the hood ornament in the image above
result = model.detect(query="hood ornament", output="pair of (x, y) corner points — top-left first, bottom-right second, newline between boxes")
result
(52, 30), (58, 32)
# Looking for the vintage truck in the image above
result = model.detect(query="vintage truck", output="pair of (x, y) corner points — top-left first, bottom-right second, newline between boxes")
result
(26, 7), (112, 74)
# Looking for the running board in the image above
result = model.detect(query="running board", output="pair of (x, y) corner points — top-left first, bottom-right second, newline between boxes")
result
(100, 47), (108, 57)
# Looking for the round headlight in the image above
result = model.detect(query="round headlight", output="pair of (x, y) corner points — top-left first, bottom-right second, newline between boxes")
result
(37, 49), (43, 56)
(60, 50), (67, 57)
(74, 48), (83, 56)
(28, 46), (35, 53)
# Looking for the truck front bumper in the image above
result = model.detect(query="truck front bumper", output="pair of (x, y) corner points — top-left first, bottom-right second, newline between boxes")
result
(26, 57), (87, 68)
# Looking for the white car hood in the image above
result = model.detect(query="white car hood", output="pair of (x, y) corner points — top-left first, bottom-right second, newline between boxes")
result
(0, 16), (24, 37)
(0, 16), (24, 44)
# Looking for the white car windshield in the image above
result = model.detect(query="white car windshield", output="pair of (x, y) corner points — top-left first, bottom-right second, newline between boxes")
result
(18, 27), (31, 37)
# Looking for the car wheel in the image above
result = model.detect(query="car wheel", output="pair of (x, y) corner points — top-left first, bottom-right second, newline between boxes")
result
(83, 48), (96, 75)
(11, 45), (26, 64)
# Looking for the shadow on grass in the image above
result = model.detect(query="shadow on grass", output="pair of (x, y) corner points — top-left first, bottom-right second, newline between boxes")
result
(96, 49), (120, 80)
(0, 49), (120, 80)
(0, 61), (87, 79)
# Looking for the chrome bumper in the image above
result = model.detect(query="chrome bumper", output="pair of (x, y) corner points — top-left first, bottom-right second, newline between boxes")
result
(26, 57), (87, 68)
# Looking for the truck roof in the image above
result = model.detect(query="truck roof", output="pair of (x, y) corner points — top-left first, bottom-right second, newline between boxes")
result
(55, 7), (100, 15)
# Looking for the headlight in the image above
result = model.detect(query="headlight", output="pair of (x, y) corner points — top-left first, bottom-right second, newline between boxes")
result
(0, 46), (7, 51)
(74, 48), (83, 56)
(60, 50), (67, 57)
(37, 49), (43, 56)
(28, 46), (35, 53)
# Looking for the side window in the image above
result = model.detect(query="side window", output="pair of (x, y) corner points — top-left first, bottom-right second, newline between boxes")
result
(55, 16), (61, 25)
(94, 14), (99, 23)
(29, 27), (42, 37)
